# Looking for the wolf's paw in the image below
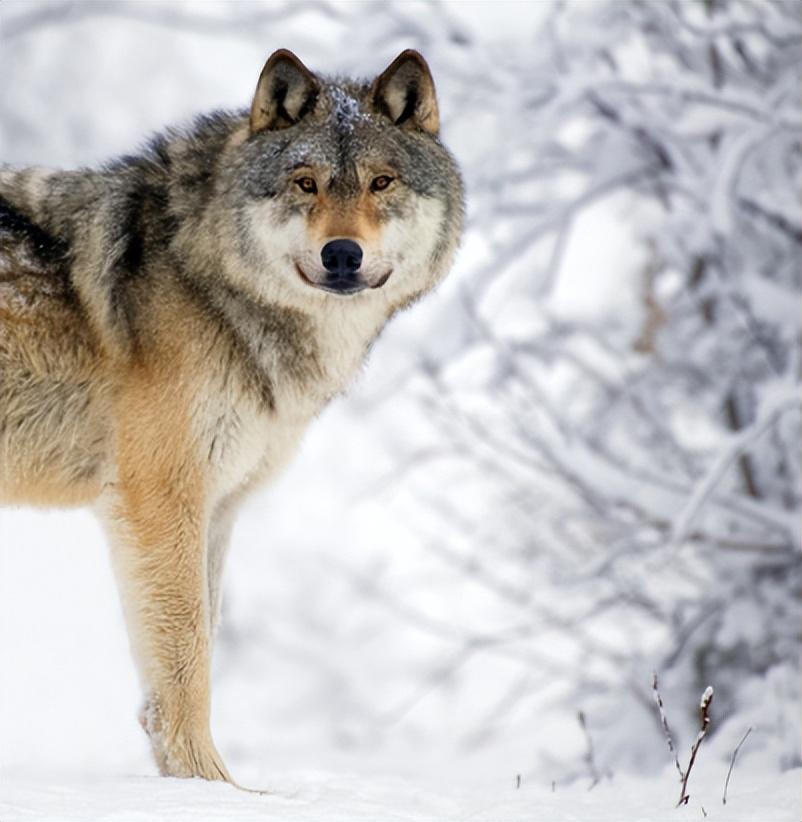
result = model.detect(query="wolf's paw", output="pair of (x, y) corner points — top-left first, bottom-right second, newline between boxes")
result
(138, 697), (231, 782)
(161, 732), (231, 782)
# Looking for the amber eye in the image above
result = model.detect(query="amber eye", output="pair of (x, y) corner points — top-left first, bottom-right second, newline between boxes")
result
(295, 177), (318, 194)
(370, 175), (395, 193)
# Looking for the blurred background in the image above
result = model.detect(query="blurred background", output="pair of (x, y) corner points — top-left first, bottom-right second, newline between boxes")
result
(0, 0), (799, 791)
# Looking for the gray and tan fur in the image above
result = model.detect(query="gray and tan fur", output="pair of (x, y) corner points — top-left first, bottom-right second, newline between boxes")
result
(0, 49), (463, 783)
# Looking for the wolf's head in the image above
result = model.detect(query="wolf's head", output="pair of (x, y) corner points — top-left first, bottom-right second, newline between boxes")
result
(220, 50), (463, 314)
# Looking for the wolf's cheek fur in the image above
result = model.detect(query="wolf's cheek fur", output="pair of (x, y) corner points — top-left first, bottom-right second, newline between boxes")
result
(375, 195), (448, 293)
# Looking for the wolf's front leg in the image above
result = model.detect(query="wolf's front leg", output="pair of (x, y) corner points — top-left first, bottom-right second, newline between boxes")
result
(105, 478), (230, 781)
(102, 401), (232, 782)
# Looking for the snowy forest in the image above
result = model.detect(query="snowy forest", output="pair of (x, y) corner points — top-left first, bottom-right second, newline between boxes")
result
(0, 1), (800, 820)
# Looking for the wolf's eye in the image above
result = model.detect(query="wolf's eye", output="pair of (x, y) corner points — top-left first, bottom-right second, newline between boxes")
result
(370, 175), (394, 193)
(295, 177), (318, 194)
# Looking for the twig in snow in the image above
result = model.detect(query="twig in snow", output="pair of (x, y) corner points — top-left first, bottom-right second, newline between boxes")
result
(577, 711), (602, 790)
(652, 672), (684, 782)
(722, 727), (753, 805)
(678, 686), (714, 807)
(653, 673), (715, 806)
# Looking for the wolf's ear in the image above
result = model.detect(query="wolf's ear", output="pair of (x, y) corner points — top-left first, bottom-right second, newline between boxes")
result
(250, 50), (320, 133)
(372, 50), (440, 135)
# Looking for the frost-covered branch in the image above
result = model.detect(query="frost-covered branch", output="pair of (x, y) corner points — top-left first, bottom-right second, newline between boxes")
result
(671, 386), (801, 549)
(678, 686), (714, 807)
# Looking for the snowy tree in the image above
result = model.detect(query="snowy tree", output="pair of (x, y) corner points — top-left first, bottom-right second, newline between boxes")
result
(374, 0), (802, 770)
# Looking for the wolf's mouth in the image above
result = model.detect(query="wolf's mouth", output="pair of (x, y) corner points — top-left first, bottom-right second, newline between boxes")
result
(371, 271), (393, 289)
(295, 263), (392, 295)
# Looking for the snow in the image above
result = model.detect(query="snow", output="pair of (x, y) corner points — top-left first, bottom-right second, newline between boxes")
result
(1, 507), (798, 821)
(329, 87), (368, 135)
(701, 686), (714, 708)
(2, 766), (799, 821)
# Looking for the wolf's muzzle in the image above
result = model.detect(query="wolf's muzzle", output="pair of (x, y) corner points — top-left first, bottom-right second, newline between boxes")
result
(296, 240), (392, 295)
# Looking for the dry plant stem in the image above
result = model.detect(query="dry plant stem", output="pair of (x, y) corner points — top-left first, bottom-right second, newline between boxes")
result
(678, 686), (714, 807)
(652, 673), (684, 782)
(722, 727), (753, 805)
(578, 711), (602, 790)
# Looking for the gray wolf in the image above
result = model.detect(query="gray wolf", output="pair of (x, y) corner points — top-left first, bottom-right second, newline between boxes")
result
(0, 49), (463, 782)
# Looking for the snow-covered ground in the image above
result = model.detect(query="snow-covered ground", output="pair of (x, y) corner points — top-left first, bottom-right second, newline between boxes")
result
(1, 492), (798, 820)
(1, 1), (800, 820)
(3, 767), (800, 822)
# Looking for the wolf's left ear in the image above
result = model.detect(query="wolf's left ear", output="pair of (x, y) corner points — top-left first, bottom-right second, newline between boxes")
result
(372, 50), (440, 135)
(250, 49), (320, 133)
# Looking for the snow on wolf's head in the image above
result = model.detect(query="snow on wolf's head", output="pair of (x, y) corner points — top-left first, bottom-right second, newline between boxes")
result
(223, 49), (464, 317)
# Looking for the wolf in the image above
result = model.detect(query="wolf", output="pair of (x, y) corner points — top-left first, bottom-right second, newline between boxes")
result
(0, 49), (463, 782)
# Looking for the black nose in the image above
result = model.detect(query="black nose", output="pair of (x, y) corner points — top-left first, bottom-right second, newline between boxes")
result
(321, 239), (363, 277)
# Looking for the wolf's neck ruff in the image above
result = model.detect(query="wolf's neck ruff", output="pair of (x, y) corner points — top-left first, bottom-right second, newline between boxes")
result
(175, 272), (328, 412)
(0, 49), (463, 785)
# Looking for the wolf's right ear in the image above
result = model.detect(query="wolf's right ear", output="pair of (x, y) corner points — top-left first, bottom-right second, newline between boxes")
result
(250, 50), (320, 133)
